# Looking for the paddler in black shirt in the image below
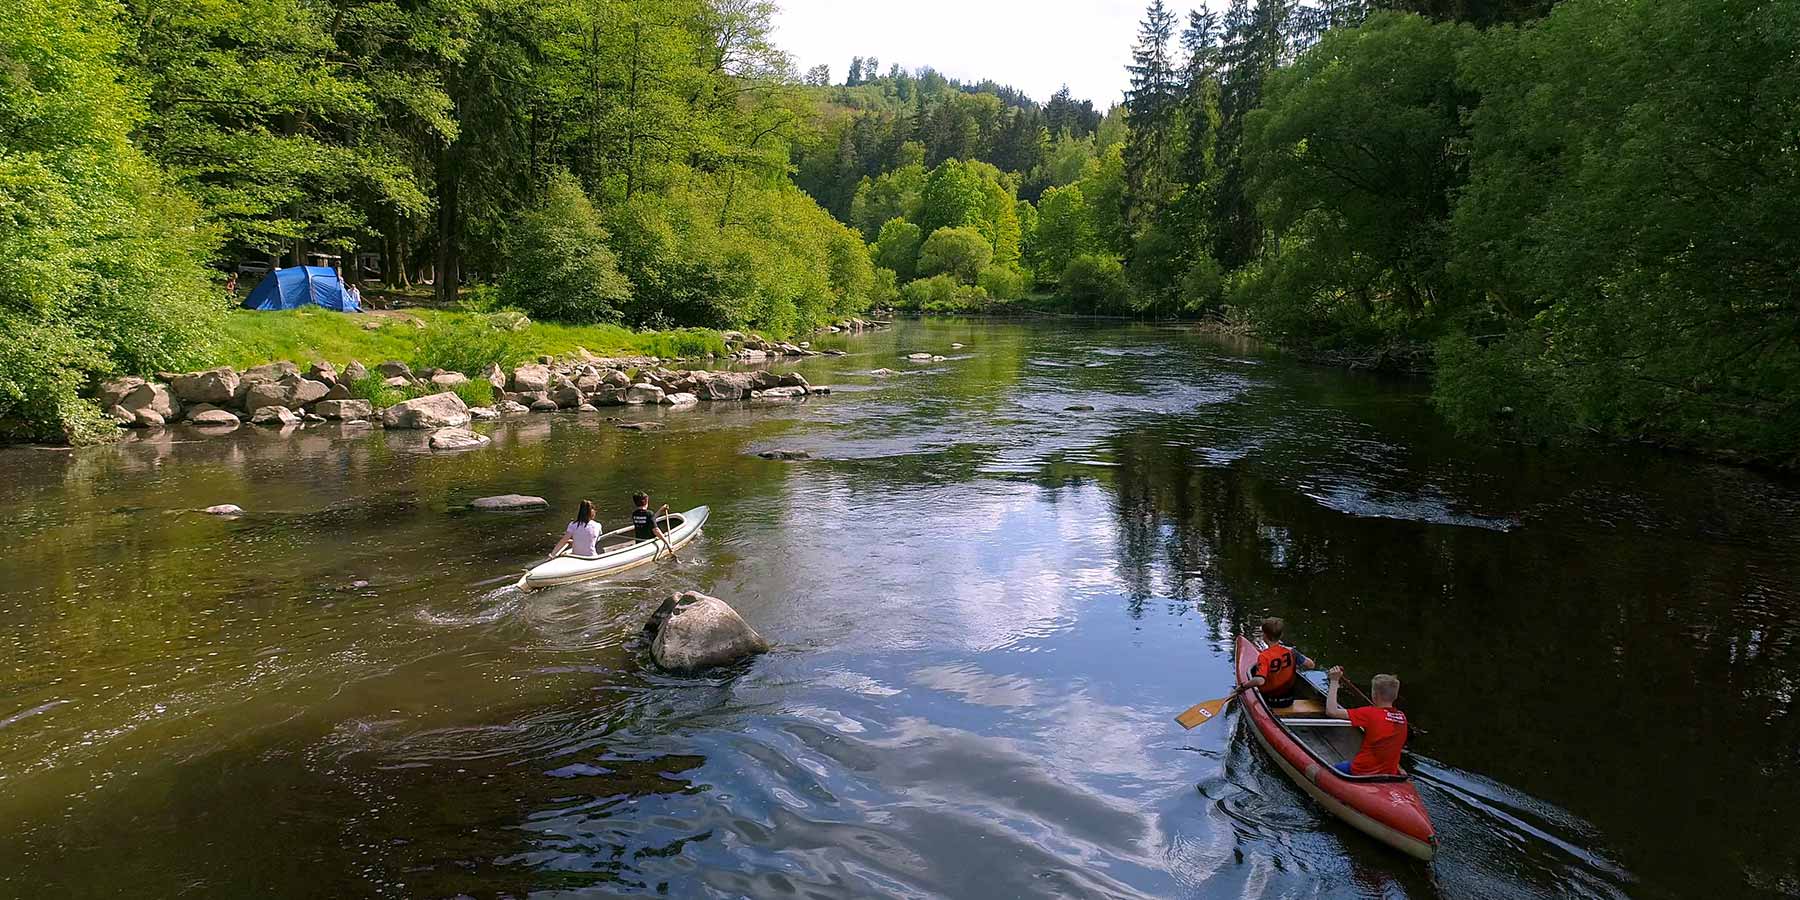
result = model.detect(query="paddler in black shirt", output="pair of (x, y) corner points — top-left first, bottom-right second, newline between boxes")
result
(631, 491), (679, 561)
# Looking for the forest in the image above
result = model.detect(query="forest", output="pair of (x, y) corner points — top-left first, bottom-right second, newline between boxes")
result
(791, 0), (1799, 462)
(3, 0), (1796, 460)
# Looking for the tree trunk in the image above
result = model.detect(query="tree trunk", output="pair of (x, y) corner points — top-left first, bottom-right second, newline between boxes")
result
(436, 145), (461, 305)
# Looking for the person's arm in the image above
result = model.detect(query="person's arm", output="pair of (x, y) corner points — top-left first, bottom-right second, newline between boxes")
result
(654, 511), (680, 561)
(548, 532), (572, 557)
(1296, 650), (1316, 670)
(1246, 661), (1265, 688)
(1325, 666), (1351, 720)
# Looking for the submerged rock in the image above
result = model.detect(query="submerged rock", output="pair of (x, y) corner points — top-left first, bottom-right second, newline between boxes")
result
(428, 427), (489, 451)
(1065, 404), (1096, 412)
(471, 494), (547, 511)
(201, 504), (244, 516)
(646, 592), (769, 674)
(756, 448), (810, 460)
(616, 421), (663, 431)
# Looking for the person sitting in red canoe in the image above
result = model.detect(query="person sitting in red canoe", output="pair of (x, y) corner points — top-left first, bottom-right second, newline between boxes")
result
(1245, 617), (1316, 708)
(1326, 666), (1408, 776)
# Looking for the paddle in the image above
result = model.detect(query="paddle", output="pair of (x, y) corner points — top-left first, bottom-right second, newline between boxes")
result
(1175, 684), (1254, 730)
(652, 509), (679, 562)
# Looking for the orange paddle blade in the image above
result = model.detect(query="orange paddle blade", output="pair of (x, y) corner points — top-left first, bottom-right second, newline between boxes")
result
(1175, 694), (1235, 730)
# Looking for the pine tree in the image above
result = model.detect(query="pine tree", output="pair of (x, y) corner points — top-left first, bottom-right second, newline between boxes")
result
(1122, 0), (1180, 241)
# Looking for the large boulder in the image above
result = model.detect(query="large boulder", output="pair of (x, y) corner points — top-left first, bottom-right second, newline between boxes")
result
(121, 381), (179, 419)
(132, 408), (166, 428)
(343, 360), (369, 383)
(243, 374), (329, 411)
(314, 399), (373, 420)
(428, 427), (489, 451)
(601, 370), (631, 389)
(380, 392), (470, 429)
(777, 372), (809, 388)
(250, 405), (301, 427)
(589, 385), (626, 406)
(172, 367), (239, 405)
(625, 383), (664, 405)
(646, 592), (769, 674)
(529, 397), (560, 412)
(307, 361), (339, 387)
(511, 363), (551, 393)
(322, 381), (354, 402)
(98, 376), (145, 410)
(470, 494), (546, 511)
(234, 362), (298, 408)
(482, 363), (507, 391)
(189, 408), (241, 428)
(377, 360), (413, 379)
(753, 386), (807, 399)
(662, 392), (698, 407)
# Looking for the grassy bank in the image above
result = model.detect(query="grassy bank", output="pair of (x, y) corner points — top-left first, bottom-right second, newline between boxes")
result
(210, 309), (726, 374)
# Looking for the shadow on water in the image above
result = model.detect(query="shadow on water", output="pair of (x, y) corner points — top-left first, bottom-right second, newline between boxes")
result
(1, 319), (1797, 898)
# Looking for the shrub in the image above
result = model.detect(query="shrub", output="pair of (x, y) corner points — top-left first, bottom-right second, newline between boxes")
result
(899, 274), (988, 313)
(918, 226), (993, 284)
(410, 316), (530, 375)
(347, 375), (408, 409)
(977, 266), (1026, 300)
(498, 172), (633, 323)
(873, 218), (924, 281)
(447, 379), (497, 410)
(1057, 254), (1129, 313)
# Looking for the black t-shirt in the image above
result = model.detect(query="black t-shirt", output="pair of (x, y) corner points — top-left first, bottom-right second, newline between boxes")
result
(631, 508), (656, 539)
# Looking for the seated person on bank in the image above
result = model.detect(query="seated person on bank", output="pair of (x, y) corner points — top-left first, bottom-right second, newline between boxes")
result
(1325, 666), (1409, 777)
(1246, 617), (1316, 708)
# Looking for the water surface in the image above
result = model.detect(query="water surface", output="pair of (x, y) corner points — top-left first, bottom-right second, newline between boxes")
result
(3, 320), (1796, 898)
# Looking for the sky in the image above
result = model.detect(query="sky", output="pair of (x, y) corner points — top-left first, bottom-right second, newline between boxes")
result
(770, 0), (1155, 109)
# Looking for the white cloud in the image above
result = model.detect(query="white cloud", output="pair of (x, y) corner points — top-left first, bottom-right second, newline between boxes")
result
(772, 0), (1174, 108)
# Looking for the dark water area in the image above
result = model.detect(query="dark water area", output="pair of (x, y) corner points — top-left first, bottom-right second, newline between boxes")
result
(2, 320), (1796, 898)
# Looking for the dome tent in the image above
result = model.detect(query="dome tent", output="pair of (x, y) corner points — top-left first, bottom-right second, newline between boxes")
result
(241, 266), (360, 312)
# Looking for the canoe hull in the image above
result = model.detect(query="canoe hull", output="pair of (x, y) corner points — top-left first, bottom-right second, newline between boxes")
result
(1233, 636), (1437, 860)
(516, 506), (709, 590)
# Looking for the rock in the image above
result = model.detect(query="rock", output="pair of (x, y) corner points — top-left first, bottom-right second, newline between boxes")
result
(737, 348), (768, 361)
(824, 349), (847, 356)
(250, 406), (300, 426)
(602, 370), (631, 389)
(322, 382), (353, 401)
(869, 368), (899, 377)
(428, 427), (490, 451)
(201, 504), (243, 516)
(931, 356), (946, 362)
(529, 398), (560, 412)
(382, 376), (412, 388)
(1064, 404), (1097, 412)
(809, 386), (833, 395)
(109, 404), (134, 425)
(302, 412), (326, 423)
(132, 408), (166, 427)
(495, 399), (530, 415)
(189, 408), (242, 428)
(242, 361), (300, 382)
(243, 374), (328, 411)
(470, 494), (546, 511)
(380, 392), (470, 429)
(511, 363), (551, 393)
(777, 372), (809, 388)
(748, 370), (783, 391)
(344, 360), (369, 382)
(430, 372), (469, 388)
(757, 449), (810, 460)
(314, 399), (373, 420)
(576, 402), (599, 413)
(292, 377), (330, 407)
(662, 392), (698, 407)
(376, 360), (413, 379)
(122, 381), (179, 419)
(646, 592), (769, 674)
(951, 343), (965, 349)
(98, 376), (146, 410)
(469, 406), (499, 420)
(906, 352), (933, 361)
(697, 371), (753, 401)
(482, 363), (507, 391)
(589, 385), (626, 406)
(307, 361), (339, 386)
(616, 421), (664, 431)
(626, 383), (665, 405)
(551, 381), (582, 408)
(172, 367), (240, 405)
(752, 386), (808, 399)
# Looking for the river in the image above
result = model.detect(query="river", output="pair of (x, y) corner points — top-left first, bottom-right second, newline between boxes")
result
(2, 320), (1795, 898)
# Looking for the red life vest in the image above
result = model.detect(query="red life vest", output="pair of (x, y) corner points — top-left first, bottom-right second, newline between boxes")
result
(1253, 644), (1300, 698)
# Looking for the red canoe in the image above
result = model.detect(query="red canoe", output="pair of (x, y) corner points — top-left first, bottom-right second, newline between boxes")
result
(1233, 635), (1437, 860)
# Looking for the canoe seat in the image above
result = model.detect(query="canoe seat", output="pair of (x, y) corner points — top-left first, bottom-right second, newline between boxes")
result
(1274, 699), (1325, 717)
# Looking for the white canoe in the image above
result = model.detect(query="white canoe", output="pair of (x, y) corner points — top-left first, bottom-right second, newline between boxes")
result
(515, 506), (709, 591)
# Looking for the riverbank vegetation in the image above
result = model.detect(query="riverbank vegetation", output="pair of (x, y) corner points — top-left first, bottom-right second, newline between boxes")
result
(795, 0), (1798, 462)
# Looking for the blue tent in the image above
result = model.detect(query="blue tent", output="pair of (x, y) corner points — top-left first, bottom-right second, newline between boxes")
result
(241, 266), (361, 312)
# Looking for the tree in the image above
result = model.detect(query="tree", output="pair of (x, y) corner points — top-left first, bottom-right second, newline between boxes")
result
(918, 226), (993, 283)
(1030, 185), (1096, 283)
(1122, 0), (1181, 238)
(499, 173), (632, 323)
(847, 56), (863, 86)
(873, 218), (925, 281)
(805, 64), (831, 85)
(1058, 253), (1129, 313)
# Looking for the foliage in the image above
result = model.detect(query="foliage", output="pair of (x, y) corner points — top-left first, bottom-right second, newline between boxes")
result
(408, 315), (531, 376)
(1058, 254), (1130, 313)
(918, 227), (993, 284)
(897, 274), (989, 313)
(498, 173), (633, 325)
(873, 219), (924, 282)
(0, 0), (223, 442)
(977, 266), (1027, 301)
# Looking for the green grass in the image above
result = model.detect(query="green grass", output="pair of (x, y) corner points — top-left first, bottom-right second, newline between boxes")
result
(209, 308), (726, 374)
(346, 373), (499, 410)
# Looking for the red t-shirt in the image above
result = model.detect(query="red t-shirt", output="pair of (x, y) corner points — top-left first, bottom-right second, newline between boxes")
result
(1347, 706), (1408, 776)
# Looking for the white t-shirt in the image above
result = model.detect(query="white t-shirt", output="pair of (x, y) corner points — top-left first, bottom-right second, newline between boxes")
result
(565, 520), (602, 556)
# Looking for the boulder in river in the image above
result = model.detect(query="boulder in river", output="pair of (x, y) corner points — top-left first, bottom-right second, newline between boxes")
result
(470, 494), (546, 511)
(645, 592), (769, 674)
(428, 427), (489, 451)
(529, 398), (560, 412)
(314, 399), (373, 420)
(172, 367), (240, 405)
(98, 376), (146, 410)
(250, 406), (300, 427)
(202, 504), (244, 516)
(906, 352), (933, 361)
(626, 383), (665, 405)
(1065, 404), (1096, 412)
(616, 421), (663, 432)
(752, 386), (807, 399)
(511, 363), (551, 393)
(869, 368), (899, 377)
(468, 406), (499, 421)
(662, 392), (698, 407)
(756, 448), (810, 460)
(122, 382), (179, 420)
(189, 408), (242, 428)
(132, 408), (166, 428)
(495, 399), (531, 415)
(381, 392), (470, 429)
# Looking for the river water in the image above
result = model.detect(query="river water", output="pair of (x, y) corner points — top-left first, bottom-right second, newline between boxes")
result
(2, 320), (1796, 899)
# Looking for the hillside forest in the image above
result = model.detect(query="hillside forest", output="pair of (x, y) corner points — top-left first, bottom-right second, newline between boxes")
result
(2, 0), (1796, 462)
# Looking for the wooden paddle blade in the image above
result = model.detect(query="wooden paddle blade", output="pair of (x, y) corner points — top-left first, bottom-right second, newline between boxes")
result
(1175, 695), (1233, 730)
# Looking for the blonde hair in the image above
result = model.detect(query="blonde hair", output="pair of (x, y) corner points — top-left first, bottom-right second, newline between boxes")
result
(1371, 674), (1400, 703)
(1261, 617), (1284, 641)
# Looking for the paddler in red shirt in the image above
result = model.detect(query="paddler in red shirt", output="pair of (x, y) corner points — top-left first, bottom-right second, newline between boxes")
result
(1325, 666), (1408, 776)
(1245, 617), (1316, 709)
